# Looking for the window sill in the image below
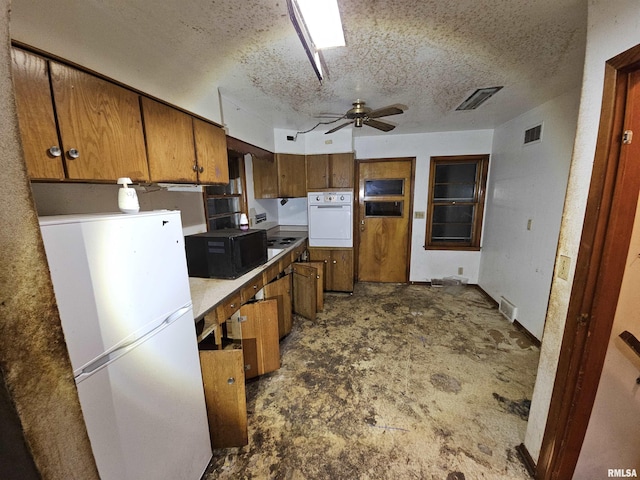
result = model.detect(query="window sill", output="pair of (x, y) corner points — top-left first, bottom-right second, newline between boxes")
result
(424, 245), (481, 252)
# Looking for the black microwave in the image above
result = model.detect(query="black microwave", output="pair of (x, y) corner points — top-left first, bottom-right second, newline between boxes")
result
(185, 229), (267, 279)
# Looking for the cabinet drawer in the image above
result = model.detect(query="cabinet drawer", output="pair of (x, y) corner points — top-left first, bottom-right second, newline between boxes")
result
(289, 243), (307, 263)
(263, 260), (281, 284)
(216, 292), (241, 323)
(240, 275), (265, 303)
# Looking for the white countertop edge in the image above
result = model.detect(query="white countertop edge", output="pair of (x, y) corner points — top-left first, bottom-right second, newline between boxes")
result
(189, 236), (307, 320)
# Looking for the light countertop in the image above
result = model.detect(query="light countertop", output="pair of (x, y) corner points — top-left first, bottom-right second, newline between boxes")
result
(189, 230), (306, 321)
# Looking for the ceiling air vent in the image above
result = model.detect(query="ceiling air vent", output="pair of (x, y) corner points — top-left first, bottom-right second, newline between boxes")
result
(524, 124), (543, 145)
(456, 86), (503, 111)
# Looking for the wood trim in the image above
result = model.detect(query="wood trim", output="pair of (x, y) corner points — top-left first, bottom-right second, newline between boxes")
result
(425, 154), (489, 250)
(11, 41), (226, 130)
(226, 135), (274, 160)
(513, 320), (542, 349)
(516, 443), (537, 478)
(536, 43), (640, 480)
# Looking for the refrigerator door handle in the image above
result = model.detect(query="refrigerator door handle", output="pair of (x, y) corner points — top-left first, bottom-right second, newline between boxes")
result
(75, 305), (192, 383)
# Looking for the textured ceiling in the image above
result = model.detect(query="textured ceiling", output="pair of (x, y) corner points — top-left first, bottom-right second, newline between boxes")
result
(10, 0), (587, 136)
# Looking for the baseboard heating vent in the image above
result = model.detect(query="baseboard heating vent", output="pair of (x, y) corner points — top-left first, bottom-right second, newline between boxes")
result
(499, 297), (518, 322)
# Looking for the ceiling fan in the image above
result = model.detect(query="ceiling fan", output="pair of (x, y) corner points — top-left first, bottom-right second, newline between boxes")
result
(324, 99), (405, 134)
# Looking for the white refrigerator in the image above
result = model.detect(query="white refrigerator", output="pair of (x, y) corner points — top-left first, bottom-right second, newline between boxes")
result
(39, 210), (212, 480)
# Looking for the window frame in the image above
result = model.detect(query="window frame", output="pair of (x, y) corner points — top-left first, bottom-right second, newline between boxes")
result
(425, 154), (489, 251)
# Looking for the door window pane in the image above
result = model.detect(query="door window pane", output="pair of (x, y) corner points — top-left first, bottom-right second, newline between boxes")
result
(365, 201), (403, 217)
(364, 179), (404, 196)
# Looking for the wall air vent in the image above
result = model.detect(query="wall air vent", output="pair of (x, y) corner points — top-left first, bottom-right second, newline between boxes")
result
(456, 86), (503, 111)
(499, 297), (518, 322)
(524, 124), (543, 145)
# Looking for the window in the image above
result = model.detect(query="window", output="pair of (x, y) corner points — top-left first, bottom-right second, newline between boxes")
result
(425, 155), (489, 250)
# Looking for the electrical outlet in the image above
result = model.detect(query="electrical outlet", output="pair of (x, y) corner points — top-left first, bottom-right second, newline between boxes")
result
(527, 219), (532, 230)
(325, 139), (333, 144)
(414, 211), (425, 219)
(458, 267), (464, 275)
(558, 255), (571, 280)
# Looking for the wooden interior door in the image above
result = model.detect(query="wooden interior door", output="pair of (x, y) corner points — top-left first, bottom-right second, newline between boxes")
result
(263, 274), (293, 339)
(199, 349), (248, 448)
(292, 263), (317, 321)
(357, 158), (414, 283)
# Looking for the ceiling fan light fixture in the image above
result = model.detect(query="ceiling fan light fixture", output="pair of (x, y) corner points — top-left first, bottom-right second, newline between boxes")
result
(456, 86), (503, 111)
(294, 0), (346, 49)
(355, 117), (363, 127)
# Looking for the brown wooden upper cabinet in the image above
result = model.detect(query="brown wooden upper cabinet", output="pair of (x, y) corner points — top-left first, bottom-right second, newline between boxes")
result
(253, 153), (306, 198)
(252, 155), (278, 198)
(277, 153), (306, 197)
(11, 48), (149, 182)
(306, 153), (354, 190)
(141, 97), (228, 184)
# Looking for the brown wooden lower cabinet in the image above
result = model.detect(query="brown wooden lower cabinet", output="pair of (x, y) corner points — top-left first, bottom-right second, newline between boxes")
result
(292, 263), (318, 321)
(308, 247), (354, 292)
(238, 300), (280, 379)
(199, 349), (248, 449)
(197, 241), (315, 449)
(263, 274), (293, 338)
(306, 261), (325, 311)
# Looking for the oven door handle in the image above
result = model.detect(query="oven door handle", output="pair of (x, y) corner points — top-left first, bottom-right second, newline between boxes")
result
(314, 205), (348, 209)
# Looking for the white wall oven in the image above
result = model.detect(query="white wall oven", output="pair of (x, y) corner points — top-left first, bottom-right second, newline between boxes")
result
(307, 191), (353, 247)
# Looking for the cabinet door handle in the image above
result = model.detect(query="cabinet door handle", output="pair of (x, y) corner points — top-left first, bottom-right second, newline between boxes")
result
(227, 377), (235, 385)
(67, 148), (80, 159)
(48, 146), (62, 157)
(199, 166), (204, 173)
(192, 164), (198, 172)
(333, 260), (337, 264)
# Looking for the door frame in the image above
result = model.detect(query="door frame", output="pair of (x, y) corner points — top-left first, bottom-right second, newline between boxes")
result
(536, 44), (640, 479)
(355, 157), (416, 283)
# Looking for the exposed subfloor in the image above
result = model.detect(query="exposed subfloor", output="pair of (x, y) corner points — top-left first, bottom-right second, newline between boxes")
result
(204, 282), (539, 480)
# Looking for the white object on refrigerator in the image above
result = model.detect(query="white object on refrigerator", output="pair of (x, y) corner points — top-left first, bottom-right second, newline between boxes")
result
(307, 191), (353, 247)
(39, 210), (212, 480)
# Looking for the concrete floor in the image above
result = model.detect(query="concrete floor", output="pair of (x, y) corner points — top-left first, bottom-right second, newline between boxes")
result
(204, 283), (538, 479)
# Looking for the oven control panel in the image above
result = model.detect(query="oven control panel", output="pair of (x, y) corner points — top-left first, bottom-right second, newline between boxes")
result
(308, 192), (352, 205)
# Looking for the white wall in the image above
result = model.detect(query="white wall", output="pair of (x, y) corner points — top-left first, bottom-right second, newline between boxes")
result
(30, 183), (206, 235)
(273, 128), (353, 154)
(220, 94), (275, 152)
(479, 90), (580, 340)
(524, 0), (640, 462)
(354, 130), (494, 283)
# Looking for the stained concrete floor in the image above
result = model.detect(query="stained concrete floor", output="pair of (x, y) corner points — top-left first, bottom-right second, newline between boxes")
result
(204, 283), (539, 479)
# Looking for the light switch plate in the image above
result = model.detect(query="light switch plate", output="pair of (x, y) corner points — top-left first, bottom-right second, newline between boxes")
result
(414, 211), (425, 219)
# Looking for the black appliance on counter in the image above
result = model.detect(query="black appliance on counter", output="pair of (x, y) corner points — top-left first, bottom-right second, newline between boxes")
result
(185, 229), (267, 279)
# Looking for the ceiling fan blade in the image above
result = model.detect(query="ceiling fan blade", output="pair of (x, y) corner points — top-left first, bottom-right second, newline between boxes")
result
(367, 106), (404, 119)
(363, 118), (395, 132)
(325, 121), (353, 134)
